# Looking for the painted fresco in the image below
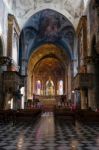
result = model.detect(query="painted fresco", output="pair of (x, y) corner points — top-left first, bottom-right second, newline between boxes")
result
(12, 0), (83, 29)
(20, 9), (75, 61)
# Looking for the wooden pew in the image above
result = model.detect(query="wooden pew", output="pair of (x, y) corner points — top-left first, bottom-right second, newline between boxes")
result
(0, 109), (42, 125)
(75, 109), (99, 124)
(54, 108), (75, 125)
(15, 109), (42, 124)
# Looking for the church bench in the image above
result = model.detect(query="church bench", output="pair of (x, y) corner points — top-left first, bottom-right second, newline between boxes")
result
(54, 108), (76, 125)
(75, 110), (99, 123)
(15, 109), (42, 123)
(0, 110), (16, 124)
(0, 109), (42, 125)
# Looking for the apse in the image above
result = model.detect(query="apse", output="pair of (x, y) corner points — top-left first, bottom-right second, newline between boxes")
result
(27, 44), (68, 98)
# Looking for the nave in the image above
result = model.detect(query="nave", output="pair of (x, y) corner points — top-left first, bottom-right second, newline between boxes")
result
(0, 112), (99, 150)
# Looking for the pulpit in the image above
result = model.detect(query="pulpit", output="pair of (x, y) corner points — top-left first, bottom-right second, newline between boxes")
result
(2, 71), (24, 92)
(73, 73), (94, 90)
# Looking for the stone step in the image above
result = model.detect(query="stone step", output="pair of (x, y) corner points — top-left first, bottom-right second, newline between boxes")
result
(39, 99), (56, 106)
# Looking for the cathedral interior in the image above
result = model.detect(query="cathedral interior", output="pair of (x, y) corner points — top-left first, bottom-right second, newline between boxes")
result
(0, 0), (99, 149)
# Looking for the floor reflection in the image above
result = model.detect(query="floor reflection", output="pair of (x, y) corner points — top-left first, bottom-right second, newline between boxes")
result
(17, 133), (24, 149)
(0, 112), (99, 150)
(35, 112), (55, 140)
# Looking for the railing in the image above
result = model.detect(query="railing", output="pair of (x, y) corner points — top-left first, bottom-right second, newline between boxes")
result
(73, 73), (94, 90)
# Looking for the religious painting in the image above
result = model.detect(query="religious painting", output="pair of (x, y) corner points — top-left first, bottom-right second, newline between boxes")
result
(46, 79), (55, 96)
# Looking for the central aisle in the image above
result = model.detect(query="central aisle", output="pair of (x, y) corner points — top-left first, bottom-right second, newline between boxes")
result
(0, 112), (99, 150)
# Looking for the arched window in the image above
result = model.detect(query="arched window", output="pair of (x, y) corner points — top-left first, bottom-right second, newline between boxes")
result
(36, 80), (41, 95)
(46, 79), (55, 95)
(58, 80), (63, 95)
(21, 87), (25, 109)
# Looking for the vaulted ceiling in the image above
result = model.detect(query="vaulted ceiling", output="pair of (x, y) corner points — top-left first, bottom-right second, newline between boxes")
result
(28, 44), (68, 74)
(34, 57), (65, 77)
(4, 0), (90, 29)
(19, 9), (75, 65)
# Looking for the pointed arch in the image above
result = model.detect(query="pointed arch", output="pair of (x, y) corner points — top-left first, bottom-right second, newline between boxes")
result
(19, 9), (76, 74)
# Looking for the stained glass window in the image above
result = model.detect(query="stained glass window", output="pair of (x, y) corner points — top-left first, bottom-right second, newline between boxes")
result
(58, 80), (63, 95)
(36, 80), (41, 95)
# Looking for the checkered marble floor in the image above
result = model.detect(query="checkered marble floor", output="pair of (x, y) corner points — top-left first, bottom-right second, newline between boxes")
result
(0, 112), (99, 150)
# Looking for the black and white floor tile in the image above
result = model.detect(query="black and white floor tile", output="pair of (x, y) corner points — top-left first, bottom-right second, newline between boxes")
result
(0, 112), (99, 150)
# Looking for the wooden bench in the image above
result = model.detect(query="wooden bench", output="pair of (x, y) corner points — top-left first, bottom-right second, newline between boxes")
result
(54, 108), (76, 125)
(75, 110), (99, 123)
(0, 109), (42, 125)
(0, 110), (16, 124)
(14, 109), (42, 123)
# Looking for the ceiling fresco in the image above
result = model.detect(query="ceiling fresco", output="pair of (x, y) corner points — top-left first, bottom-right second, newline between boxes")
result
(34, 57), (65, 77)
(19, 9), (75, 66)
(23, 9), (75, 44)
(27, 44), (68, 74)
(3, 0), (90, 29)
(9, 0), (86, 28)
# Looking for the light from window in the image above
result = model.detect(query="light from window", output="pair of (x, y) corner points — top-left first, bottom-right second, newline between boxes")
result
(36, 80), (41, 95)
(58, 80), (63, 95)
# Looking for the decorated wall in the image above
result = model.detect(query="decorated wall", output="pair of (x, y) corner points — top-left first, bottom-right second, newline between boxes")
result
(12, 0), (84, 29)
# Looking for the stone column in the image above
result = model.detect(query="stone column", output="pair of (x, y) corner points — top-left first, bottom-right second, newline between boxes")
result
(88, 89), (96, 109)
(80, 90), (87, 109)
(41, 78), (44, 96)
(32, 73), (35, 94)
(31, 75), (33, 95)
(43, 80), (46, 96)
(27, 73), (32, 99)
(87, 62), (96, 109)
(54, 79), (57, 96)
(64, 69), (67, 95)
(96, 5), (99, 53)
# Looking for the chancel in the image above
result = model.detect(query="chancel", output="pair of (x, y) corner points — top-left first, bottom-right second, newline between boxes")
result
(0, 0), (99, 149)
